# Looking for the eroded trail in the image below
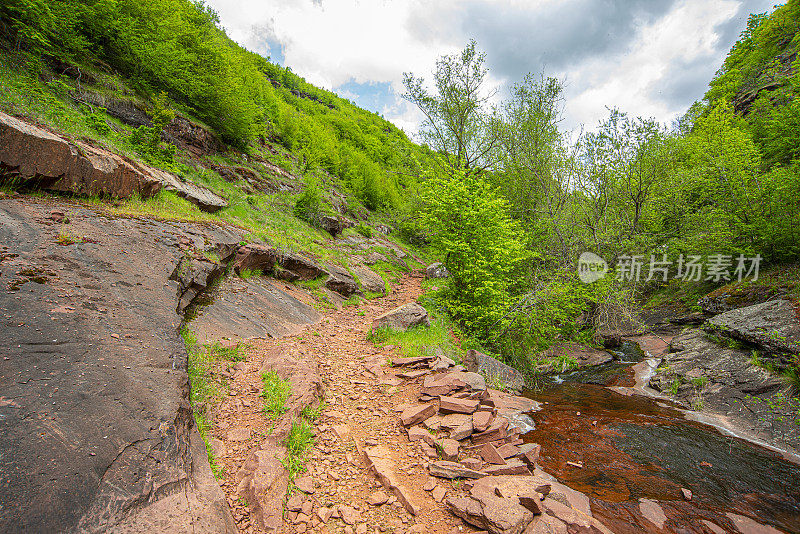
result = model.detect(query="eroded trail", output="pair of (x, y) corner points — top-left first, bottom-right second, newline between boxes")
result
(212, 271), (468, 533)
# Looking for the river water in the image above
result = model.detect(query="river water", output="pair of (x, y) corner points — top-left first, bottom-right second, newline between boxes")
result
(522, 341), (800, 533)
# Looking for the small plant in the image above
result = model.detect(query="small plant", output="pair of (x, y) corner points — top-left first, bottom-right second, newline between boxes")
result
(208, 341), (246, 362)
(355, 223), (373, 238)
(357, 310), (366, 316)
(238, 267), (262, 280)
(342, 294), (362, 307)
(670, 377), (683, 396)
(300, 399), (326, 422)
(261, 370), (291, 419)
(367, 325), (391, 345)
(283, 419), (315, 476)
(56, 227), (83, 245)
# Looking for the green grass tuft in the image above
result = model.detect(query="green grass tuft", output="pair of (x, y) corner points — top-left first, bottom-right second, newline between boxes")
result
(260, 370), (291, 419)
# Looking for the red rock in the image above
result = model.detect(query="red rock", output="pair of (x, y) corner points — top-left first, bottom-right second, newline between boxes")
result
(408, 426), (434, 445)
(429, 461), (486, 480)
(451, 418), (474, 440)
(372, 303), (430, 332)
(286, 493), (304, 512)
(496, 444), (520, 459)
(461, 458), (483, 470)
(295, 476), (315, 493)
(681, 488), (692, 501)
(472, 418), (509, 444)
(337, 505), (362, 525)
(518, 443), (541, 466)
(482, 460), (530, 476)
(473, 411), (493, 432)
(421, 373), (467, 397)
(393, 356), (434, 366)
(368, 490), (389, 505)
(438, 439), (460, 461)
(400, 403), (438, 427)
(439, 395), (480, 414)
(432, 485), (447, 503)
(363, 446), (420, 515)
(479, 443), (506, 465)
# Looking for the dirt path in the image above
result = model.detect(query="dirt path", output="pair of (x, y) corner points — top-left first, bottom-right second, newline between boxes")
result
(211, 271), (471, 534)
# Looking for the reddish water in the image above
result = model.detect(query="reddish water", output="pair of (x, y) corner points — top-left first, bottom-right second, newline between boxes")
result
(524, 346), (800, 533)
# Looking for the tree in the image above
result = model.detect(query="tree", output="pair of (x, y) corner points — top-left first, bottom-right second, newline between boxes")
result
(402, 40), (498, 175)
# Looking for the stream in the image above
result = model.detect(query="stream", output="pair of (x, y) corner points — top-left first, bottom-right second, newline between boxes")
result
(522, 341), (800, 533)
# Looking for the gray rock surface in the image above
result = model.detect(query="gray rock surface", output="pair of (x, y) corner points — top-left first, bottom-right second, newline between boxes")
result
(325, 263), (361, 297)
(705, 299), (800, 356)
(372, 302), (430, 331)
(0, 197), (241, 533)
(352, 264), (385, 294)
(426, 262), (450, 279)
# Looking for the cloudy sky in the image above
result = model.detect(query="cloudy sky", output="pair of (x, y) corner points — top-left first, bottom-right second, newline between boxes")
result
(205, 0), (776, 136)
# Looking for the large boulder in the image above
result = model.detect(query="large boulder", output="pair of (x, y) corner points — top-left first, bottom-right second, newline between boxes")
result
(352, 265), (386, 294)
(325, 263), (361, 297)
(231, 243), (278, 274)
(320, 215), (355, 237)
(0, 111), (227, 212)
(372, 302), (430, 331)
(705, 299), (800, 356)
(464, 349), (526, 393)
(0, 111), (161, 198)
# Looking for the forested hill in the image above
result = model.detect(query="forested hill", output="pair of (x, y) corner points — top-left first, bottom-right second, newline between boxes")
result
(0, 0), (432, 211)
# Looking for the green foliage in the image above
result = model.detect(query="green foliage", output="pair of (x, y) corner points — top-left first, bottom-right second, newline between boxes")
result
(293, 178), (329, 226)
(283, 419), (314, 477)
(420, 167), (525, 339)
(355, 223), (372, 238)
(238, 268), (262, 280)
(260, 370), (291, 419)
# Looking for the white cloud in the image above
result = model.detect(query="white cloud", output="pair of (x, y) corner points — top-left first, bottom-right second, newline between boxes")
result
(206, 0), (775, 135)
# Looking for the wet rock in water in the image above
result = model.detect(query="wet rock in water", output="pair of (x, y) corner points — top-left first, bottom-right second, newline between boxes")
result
(497, 409), (536, 434)
(372, 302), (430, 332)
(705, 299), (800, 357)
(464, 350), (525, 393)
(638, 498), (667, 529)
(426, 262), (450, 279)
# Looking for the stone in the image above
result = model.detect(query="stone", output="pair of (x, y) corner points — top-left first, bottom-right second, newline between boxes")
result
(400, 403), (438, 427)
(705, 299), (800, 355)
(333, 424), (352, 441)
(681, 488), (692, 501)
(325, 264), (361, 297)
(440, 395), (480, 414)
(421, 373), (468, 397)
(461, 458), (483, 470)
(372, 302), (430, 332)
(429, 461), (486, 480)
(295, 476), (315, 494)
(338, 505), (362, 525)
(210, 437), (226, 458)
(432, 485), (447, 503)
(518, 493), (543, 515)
(227, 427), (251, 442)
(286, 494), (304, 512)
(461, 372), (487, 392)
(368, 491), (389, 506)
(279, 253), (327, 281)
(638, 499), (667, 529)
(451, 418), (474, 441)
(393, 355), (435, 367)
(473, 411), (493, 432)
(317, 506), (333, 522)
(726, 514), (784, 534)
(479, 444), (506, 465)
(446, 489), (532, 534)
(463, 350), (525, 393)
(408, 426), (435, 445)
(231, 243), (278, 274)
(356, 523), (367, 534)
(437, 439), (460, 461)
(301, 500), (313, 515)
(363, 446), (421, 516)
(154, 168), (228, 212)
(496, 444), (520, 459)
(423, 478), (437, 491)
(482, 461), (530, 476)
(519, 443), (541, 466)
(320, 215), (355, 237)
(471, 418), (509, 445)
(352, 265), (386, 295)
(426, 262), (450, 279)
(439, 413), (472, 431)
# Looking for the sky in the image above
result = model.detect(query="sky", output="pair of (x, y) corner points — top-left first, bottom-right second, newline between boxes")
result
(205, 0), (777, 137)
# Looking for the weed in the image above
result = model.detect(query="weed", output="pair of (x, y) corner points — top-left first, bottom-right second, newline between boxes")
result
(357, 310), (366, 316)
(207, 341), (246, 362)
(355, 223), (373, 238)
(238, 267), (262, 280)
(282, 419), (315, 477)
(56, 227), (83, 245)
(342, 294), (362, 307)
(300, 399), (326, 422)
(260, 370), (291, 419)
(670, 377), (683, 396)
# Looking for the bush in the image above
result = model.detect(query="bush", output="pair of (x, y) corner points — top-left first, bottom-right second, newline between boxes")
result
(293, 178), (329, 225)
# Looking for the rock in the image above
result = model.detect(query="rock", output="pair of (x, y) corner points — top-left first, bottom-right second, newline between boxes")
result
(231, 243), (278, 274)
(368, 491), (389, 506)
(432, 485), (447, 503)
(372, 302), (430, 332)
(464, 350), (525, 393)
(479, 444), (506, 465)
(320, 215), (355, 237)
(364, 252), (386, 265)
(0, 111), (161, 199)
(374, 224), (392, 235)
(473, 411), (493, 433)
(429, 461), (487, 480)
(338, 505), (362, 525)
(446, 490), (532, 534)
(421, 373), (467, 397)
(423, 478), (437, 491)
(393, 355), (435, 367)
(426, 262), (450, 279)
(153, 167), (227, 212)
(408, 426), (435, 445)
(519, 443), (541, 466)
(437, 439), (461, 461)
(286, 493), (304, 512)
(325, 264), (361, 297)
(210, 437), (226, 458)
(295, 476), (315, 494)
(440, 395), (480, 414)
(169, 254), (227, 313)
(496, 444), (520, 459)
(333, 424), (352, 441)
(363, 446), (420, 516)
(726, 513), (784, 534)
(451, 418), (474, 440)
(681, 488), (692, 501)
(462, 457), (483, 470)
(400, 403), (438, 427)
(461, 372), (487, 392)
(482, 461), (530, 476)
(487, 389), (540, 413)
(638, 498), (667, 529)
(471, 418), (509, 445)
(352, 265), (385, 294)
(317, 506), (333, 522)
(279, 253), (327, 281)
(705, 299), (800, 356)
(440, 413), (471, 431)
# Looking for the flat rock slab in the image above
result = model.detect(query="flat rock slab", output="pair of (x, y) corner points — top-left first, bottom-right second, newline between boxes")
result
(0, 198), (238, 533)
(430, 461), (487, 480)
(400, 403), (438, 427)
(363, 446), (420, 515)
(372, 302), (430, 332)
(706, 299), (800, 355)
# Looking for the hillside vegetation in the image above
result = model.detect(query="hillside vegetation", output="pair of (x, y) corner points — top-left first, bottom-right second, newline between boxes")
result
(2, 0), (799, 374)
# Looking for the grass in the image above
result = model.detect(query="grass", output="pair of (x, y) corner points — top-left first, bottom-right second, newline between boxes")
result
(238, 267), (262, 280)
(367, 314), (464, 364)
(283, 419), (315, 477)
(260, 370), (291, 419)
(56, 227), (83, 245)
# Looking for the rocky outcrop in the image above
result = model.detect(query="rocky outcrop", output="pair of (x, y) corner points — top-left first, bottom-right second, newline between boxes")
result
(0, 198), (240, 533)
(373, 302), (430, 331)
(464, 349), (526, 393)
(325, 263), (361, 297)
(426, 262), (449, 279)
(320, 215), (355, 237)
(0, 111), (227, 211)
(705, 299), (800, 357)
(352, 264), (385, 294)
(232, 243), (327, 281)
(170, 253), (229, 313)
